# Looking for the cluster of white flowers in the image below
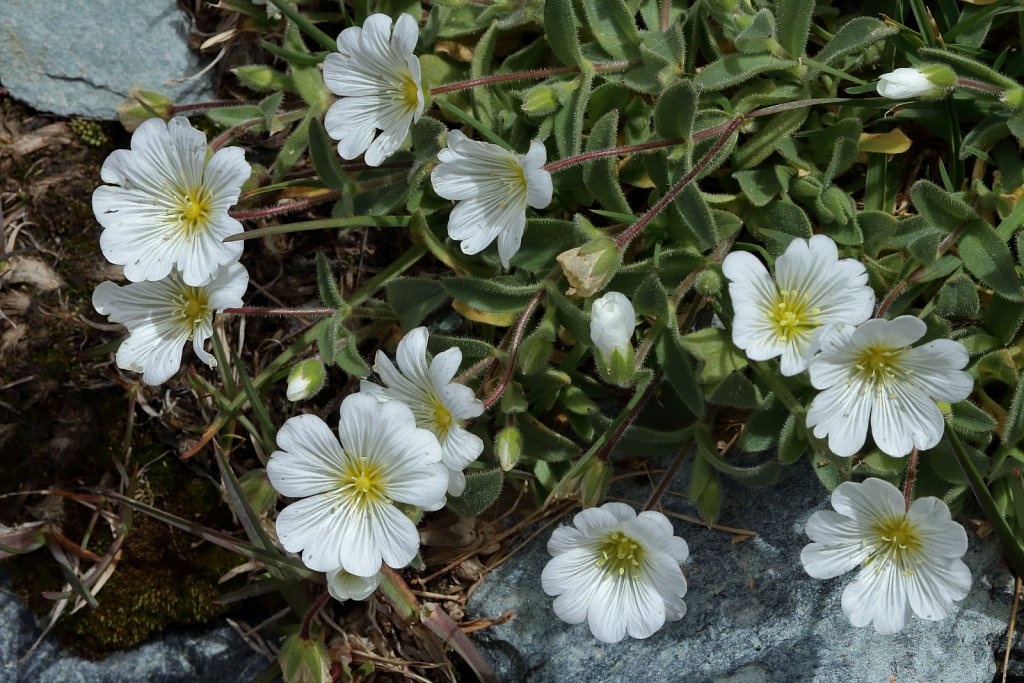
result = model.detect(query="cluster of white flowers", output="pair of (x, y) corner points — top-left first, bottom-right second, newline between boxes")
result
(322, 13), (553, 268)
(91, 116), (251, 385)
(723, 234), (975, 633)
(267, 326), (485, 600)
(723, 234), (973, 459)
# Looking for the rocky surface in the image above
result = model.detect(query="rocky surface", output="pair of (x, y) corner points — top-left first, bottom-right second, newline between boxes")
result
(468, 462), (1016, 682)
(0, 0), (215, 119)
(0, 570), (268, 683)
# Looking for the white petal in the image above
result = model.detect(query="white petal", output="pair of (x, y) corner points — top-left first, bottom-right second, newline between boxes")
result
(841, 562), (912, 634)
(829, 478), (904, 523)
(905, 557), (971, 621)
(806, 381), (872, 457)
(327, 567), (382, 602)
(267, 414), (346, 497)
(275, 494), (344, 571)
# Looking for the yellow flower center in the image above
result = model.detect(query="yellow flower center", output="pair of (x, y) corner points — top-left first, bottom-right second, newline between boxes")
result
(399, 72), (421, 111)
(337, 455), (390, 511)
(176, 287), (210, 337)
(594, 530), (644, 578)
(173, 186), (213, 238)
(768, 288), (820, 343)
(853, 345), (906, 386)
(432, 400), (454, 439)
(866, 514), (922, 576)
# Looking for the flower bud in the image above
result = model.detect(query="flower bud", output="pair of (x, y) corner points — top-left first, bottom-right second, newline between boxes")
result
(1001, 87), (1024, 110)
(278, 634), (331, 683)
(694, 269), (723, 298)
(287, 358), (326, 401)
(557, 237), (621, 298)
(495, 425), (523, 471)
(578, 458), (612, 508)
(116, 88), (173, 132)
(876, 65), (955, 99)
(590, 291), (636, 385)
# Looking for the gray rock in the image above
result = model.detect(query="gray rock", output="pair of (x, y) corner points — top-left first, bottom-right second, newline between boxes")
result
(0, 570), (269, 683)
(468, 462), (1015, 682)
(0, 0), (215, 119)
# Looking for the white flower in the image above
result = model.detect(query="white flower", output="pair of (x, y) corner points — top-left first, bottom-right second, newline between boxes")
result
(323, 13), (424, 167)
(93, 117), (250, 287)
(430, 130), (553, 268)
(327, 567), (381, 602)
(801, 478), (971, 635)
(590, 292), (636, 360)
(92, 263), (248, 385)
(806, 316), (974, 458)
(361, 327), (484, 496)
(876, 66), (954, 99)
(723, 234), (875, 376)
(267, 395), (448, 576)
(541, 502), (689, 643)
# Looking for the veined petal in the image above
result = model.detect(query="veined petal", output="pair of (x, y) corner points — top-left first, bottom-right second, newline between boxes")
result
(327, 567), (381, 602)
(806, 381), (872, 457)
(267, 414), (347, 497)
(842, 562), (912, 635)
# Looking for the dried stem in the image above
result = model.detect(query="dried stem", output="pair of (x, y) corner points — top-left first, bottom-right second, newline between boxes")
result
(221, 307), (336, 318)
(644, 445), (692, 511)
(903, 447), (919, 511)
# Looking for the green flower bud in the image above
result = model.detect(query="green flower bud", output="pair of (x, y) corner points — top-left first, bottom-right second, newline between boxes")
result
(694, 269), (723, 298)
(495, 426), (523, 471)
(116, 88), (173, 132)
(278, 634), (331, 683)
(287, 358), (327, 401)
(1001, 87), (1024, 109)
(578, 458), (612, 508)
(520, 85), (560, 117)
(556, 237), (622, 298)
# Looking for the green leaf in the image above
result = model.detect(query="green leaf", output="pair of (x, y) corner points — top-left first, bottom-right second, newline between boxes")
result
(577, 0), (641, 59)
(778, 412), (808, 465)
(544, 0), (585, 67)
(518, 313), (556, 376)
(308, 118), (346, 190)
(632, 273), (670, 319)
(919, 46), (1020, 90)
(655, 325), (705, 417)
(694, 54), (798, 91)
(959, 220), (1024, 302)
(935, 273), (980, 318)
(707, 371), (759, 409)
(316, 252), (344, 308)
(735, 108), (808, 169)
(672, 184), (718, 251)
(469, 23), (500, 128)
(735, 168), (782, 207)
(734, 9), (777, 54)
(689, 452), (721, 524)
(910, 180), (979, 233)
(584, 110), (631, 214)
(1003, 373), (1024, 447)
(446, 469), (504, 517)
(739, 394), (788, 453)
(774, 0), (815, 58)
(233, 65), (293, 92)
(815, 17), (896, 66)
(696, 424), (780, 485)
(547, 286), (592, 344)
(441, 277), (542, 312)
(519, 413), (581, 462)
(654, 80), (697, 141)
(206, 105), (263, 128)
(553, 70), (593, 158)
(949, 401), (997, 435)
(679, 327), (748, 385)
(386, 277), (448, 329)
(334, 329), (371, 378)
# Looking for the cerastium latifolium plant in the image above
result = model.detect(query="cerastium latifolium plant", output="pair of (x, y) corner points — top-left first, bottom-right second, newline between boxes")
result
(9, 0), (1024, 678)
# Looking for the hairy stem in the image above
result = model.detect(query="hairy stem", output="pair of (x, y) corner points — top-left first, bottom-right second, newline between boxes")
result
(429, 59), (640, 96)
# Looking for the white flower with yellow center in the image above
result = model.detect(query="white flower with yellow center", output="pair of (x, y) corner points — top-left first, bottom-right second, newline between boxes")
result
(801, 478), (971, 635)
(92, 262), (247, 385)
(806, 316), (974, 458)
(323, 13), (425, 167)
(430, 130), (553, 268)
(541, 502), (689, 643)
(360, 327), (484, 496)
(722, 235), (875, 376)
(93, 117), (250, 287)
(267, 395), (448, 576)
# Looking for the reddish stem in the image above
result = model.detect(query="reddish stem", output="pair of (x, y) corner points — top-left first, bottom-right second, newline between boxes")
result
(482, 289), (545, 409)
(429, 60), (639, 96)
(229, 191), (340, 220)
(660, 0), (671, 31)
(593, 372), (660, 462)
(209, 118), (262, 152)
(222, 307), (336, 317)
(544, 137), (687, 173)
(169, 99), (243, 115)
(614, 117), (742, 249)
(903, 447), (919, 512)
(956, 78), (1004, 95)
(876, 223), (965, 318)
(300, 590), (331, 640)
(644, 444), (690, 511)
